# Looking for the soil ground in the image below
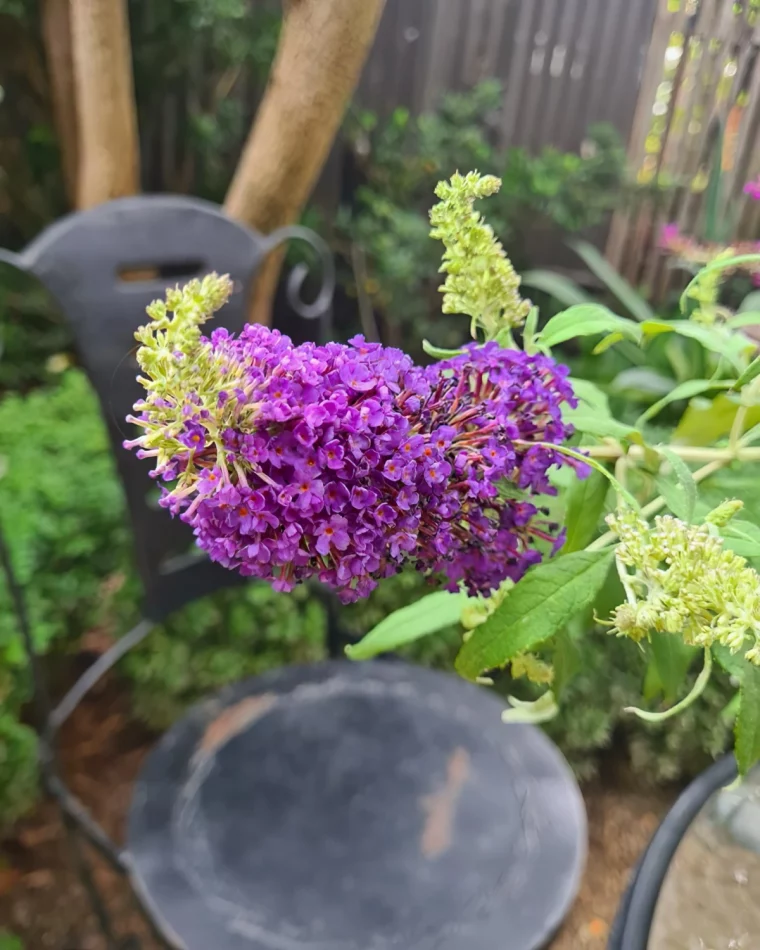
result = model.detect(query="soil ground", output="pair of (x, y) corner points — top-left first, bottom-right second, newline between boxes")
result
(0, 680), (677, 950)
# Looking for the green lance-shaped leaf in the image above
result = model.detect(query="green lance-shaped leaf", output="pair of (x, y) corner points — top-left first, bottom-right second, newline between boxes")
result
(732, 354), (760, 391)
(455, 549), (615, 681)
(720, 519), (760, 559)
(712, 644), (760, 775)
(563, 406), (644, 444)
(642, 320), (753, 372)
(736, 661), (760, 776)
(656, 446), (697, 523)
(522, 305), (540, 355)
(563, 470), (610, 554)
(636, 379), (734, 426)
(520, 269), (592, 308)
(537, 304), (642, 350)
(551, 628), (581, 699)
(345, 590), (466, 660)
(570, 239), (656, 323)
(568, 377), (610, 413)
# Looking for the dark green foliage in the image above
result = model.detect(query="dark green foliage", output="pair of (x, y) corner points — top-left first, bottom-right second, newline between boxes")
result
(0, 371), (132, 675)
(0, 370), (134, 827)
(129, 0), (281, 201)
(0, 371), (325, 823)
(338, 85), (626, 357)
(127, 584), (326, 729)
(0, 267), (74, 395)
(0, 713), (37, 828)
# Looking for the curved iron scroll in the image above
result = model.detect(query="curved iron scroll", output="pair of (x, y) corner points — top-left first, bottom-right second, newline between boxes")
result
(262, 224), (336, 322)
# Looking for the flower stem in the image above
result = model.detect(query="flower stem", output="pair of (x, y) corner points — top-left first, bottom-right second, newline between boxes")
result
(586, 459), (725, 551)
(729, 404), (749, 455)
(585, 443), (760, 463)
(624, 648), (712, 722)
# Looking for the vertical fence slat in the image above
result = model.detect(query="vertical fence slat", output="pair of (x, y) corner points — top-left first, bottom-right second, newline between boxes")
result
(461, 0), (492, 86)
(606, 0), (690, 273)
(538, 0), (582, 149)
(500, 0), (544, 146)
(481, 0), (515, 83)
(520, 0), (560, 151)
(419, 0), (464, 110)
(554, 0), (600, 150)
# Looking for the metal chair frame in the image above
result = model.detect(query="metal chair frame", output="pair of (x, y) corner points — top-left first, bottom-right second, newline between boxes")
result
(0, 196), (337, 949)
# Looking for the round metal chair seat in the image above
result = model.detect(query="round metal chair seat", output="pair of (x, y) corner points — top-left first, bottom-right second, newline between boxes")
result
(128, 661), (585, 950)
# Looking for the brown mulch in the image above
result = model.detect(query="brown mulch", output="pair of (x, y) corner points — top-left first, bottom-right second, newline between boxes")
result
(0, 681), (677, 950)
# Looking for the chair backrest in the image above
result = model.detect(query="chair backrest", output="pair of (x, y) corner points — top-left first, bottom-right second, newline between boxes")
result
(2, 195), (329, 620)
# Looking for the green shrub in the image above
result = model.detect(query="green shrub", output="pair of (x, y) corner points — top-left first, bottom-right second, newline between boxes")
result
(127, 584), (326, 729)
(338, 85), (626, 357)
(0, 370), (327, 824)
(0, 370), (133, 684)
(0, 370), (133, 828)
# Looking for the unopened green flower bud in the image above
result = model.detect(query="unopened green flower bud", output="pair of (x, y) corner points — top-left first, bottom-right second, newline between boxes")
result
(705, 498), (744, 528)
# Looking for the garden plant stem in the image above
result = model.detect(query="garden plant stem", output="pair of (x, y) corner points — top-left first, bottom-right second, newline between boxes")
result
(586, 459), (726, 551)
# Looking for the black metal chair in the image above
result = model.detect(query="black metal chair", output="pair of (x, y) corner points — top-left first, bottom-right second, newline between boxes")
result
(608, 753), (749, 950)
(0, 197), (586, 950)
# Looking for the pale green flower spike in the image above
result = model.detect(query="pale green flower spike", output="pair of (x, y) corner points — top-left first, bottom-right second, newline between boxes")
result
(683, 247), (734, 325)
(135, 273), (233, 389)
(605, 504), (760, 666)
(126, 274), (239, 493)
(429, 171), (530, 341)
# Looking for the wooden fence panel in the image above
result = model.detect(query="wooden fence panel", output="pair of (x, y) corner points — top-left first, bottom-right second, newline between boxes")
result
(606, 0), (760, 296)
(353, 0), (657, 153)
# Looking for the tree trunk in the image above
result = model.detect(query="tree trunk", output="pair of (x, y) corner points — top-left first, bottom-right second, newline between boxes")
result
(41, 0), (79, 207)
(225, 0), (385, 325)
(70, 0), (140, 208)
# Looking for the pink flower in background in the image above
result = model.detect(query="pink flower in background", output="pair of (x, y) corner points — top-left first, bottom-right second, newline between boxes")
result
(660, 222), (681, 247)
(743, 179), (760, 201)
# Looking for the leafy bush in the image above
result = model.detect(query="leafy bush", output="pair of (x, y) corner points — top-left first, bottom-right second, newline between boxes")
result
(0, 931), (23, 950)
(0, 370), (134, 826)
(0, 370), (326, 824)
(127, 584), (325, 729)
(0, 269), (73, 395)
(338, 84), (626, 356)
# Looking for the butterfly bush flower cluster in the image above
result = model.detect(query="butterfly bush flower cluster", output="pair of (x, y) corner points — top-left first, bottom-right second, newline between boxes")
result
(125, 276), (584, 603)
(605, 505), (760, 665)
